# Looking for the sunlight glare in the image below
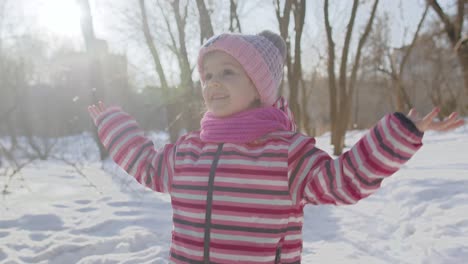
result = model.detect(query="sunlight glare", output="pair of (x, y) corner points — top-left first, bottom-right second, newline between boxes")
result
(38, 0), (82, 37)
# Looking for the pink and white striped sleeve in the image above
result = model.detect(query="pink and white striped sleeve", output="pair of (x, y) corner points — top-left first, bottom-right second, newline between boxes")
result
(94, 107), (175, 193)
(289, 113), (424, 206)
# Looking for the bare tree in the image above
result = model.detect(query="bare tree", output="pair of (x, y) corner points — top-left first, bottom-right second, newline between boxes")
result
(1, 144), (36, 196)
(427, 0), (467, 96)
(139, 0), (211, 142)
(196, 0), (215, 44)
(169, 0), (201, 131)
(274, 0), (292, 96)
(229, 0), (242, 32)
(300, 69), (318, 136)
(324, 0), (379, 155)
(139, 0), (186, 143)
(419, 27), (464, 118)
(139, 0), (169, 91)
(77, 0), (108, 160)
(428, 58), (459, 118)
(274, 0), (307, 130)
(377, 5), (430, 112)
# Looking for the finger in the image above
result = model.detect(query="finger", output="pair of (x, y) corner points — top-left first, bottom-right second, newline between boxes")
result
(447, 112), (458, 120)
(88, 106), (97, 119)
(428, 112), (461, 131)
(98, 101), (105, 112)
(421, 107), (440, 127)
(438, 112), (459, 130)
(439, 119), (465, 132)
(88, 105), (99, 119)
(87, 105), (96, 114)
(87, 106), (95, 119)
(407, 108), (418, 120)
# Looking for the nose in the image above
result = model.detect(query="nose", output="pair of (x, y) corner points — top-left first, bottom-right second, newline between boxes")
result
(205, 77), (221, 89)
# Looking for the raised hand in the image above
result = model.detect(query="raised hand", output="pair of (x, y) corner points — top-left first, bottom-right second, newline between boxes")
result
(88, 101), (107, 122)
(407, 107), (465, 133)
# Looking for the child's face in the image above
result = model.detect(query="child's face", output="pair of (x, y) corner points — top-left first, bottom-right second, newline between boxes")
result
(202, 51), (260, 117)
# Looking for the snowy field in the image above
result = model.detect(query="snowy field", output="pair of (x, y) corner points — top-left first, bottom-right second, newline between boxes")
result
(1, 124), (467, 264)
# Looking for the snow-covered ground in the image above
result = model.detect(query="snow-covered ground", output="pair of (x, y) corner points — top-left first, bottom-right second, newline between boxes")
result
(1, 124), (467, 264)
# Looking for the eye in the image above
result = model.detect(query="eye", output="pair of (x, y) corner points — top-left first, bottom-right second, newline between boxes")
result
(204, 73), (213, 80)
(223, 69), (234, 75)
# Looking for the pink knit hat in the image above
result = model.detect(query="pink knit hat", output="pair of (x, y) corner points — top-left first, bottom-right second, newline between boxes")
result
(197, 31), (287, 106)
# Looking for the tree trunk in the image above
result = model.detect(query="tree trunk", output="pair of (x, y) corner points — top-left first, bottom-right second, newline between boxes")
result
(393, 5), (428, 113)
(77, 0), (108, 160)
(170, 0), (200, 132)
(325, 0), (378, 155)
(275, 0), (307, 129)
(229, 0), (242, 33)
(457, 45), (468, 112)
(139, 0), (169, 90)
(301, 72), (315, 136)
(334, 0), (378, 155)
(196, 0), (214, 44)
(323, 0), (338, 148)
(333, 0), (359, 155)
(139, 0), (184, 143)
(288, 0), (306, 129)
(274, 0), (292, 97)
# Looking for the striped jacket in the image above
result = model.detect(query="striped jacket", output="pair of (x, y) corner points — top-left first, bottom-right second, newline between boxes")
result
(95, 108), (423, 264)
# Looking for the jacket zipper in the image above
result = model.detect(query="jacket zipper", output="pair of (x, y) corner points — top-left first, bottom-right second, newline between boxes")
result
(275, 237), (284, 264)
(203, 143), (224, 263)
(275, 245), (282, 264)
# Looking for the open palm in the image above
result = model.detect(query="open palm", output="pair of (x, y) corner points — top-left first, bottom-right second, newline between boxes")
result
(88, 101), (110, 123)
(407, 108), (464, 133)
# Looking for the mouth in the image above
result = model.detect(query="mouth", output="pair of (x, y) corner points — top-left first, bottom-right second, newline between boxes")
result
(210, 94), (229, 101)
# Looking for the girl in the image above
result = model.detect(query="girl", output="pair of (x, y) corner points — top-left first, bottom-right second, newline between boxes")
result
(88, 31), (464, 264)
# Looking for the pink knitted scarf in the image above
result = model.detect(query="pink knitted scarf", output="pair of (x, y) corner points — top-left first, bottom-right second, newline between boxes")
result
(200, 101), (294, 143)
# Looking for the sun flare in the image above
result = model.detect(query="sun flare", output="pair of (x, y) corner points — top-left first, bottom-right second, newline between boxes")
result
(38, 0), (82, 36)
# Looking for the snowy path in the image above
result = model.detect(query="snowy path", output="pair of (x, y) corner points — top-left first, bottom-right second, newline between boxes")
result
(1, 126), (467, 263)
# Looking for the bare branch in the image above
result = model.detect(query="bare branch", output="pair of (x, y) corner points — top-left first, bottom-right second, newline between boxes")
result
(338, 0), (359, 100)
(139, 0), (169, 90)
(340, 0), (380, 138)
(182, 0), (189, 26)
(400, 4), (429, 74)
(377, 66), (394, 77)
(53, 155), (102, 194)
(171, 0), (193, 90)
(349, 0), (379, 98)
(427, 0), (457, 44)
(157, 1), (180, 59)
(0, 143), (36, 196)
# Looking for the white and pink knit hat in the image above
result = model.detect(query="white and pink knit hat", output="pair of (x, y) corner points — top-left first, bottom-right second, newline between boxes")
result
(197, 30), (287, 106)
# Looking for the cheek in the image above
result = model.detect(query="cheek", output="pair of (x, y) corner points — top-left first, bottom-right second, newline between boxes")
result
(201, 86), (209, 101)
(243, 82), (258, 98)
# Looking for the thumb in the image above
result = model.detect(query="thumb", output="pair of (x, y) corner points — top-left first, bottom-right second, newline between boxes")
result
(407, 108), (418, 121)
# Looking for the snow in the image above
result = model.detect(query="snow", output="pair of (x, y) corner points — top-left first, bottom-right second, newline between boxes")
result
(1, 125), (467, 264)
